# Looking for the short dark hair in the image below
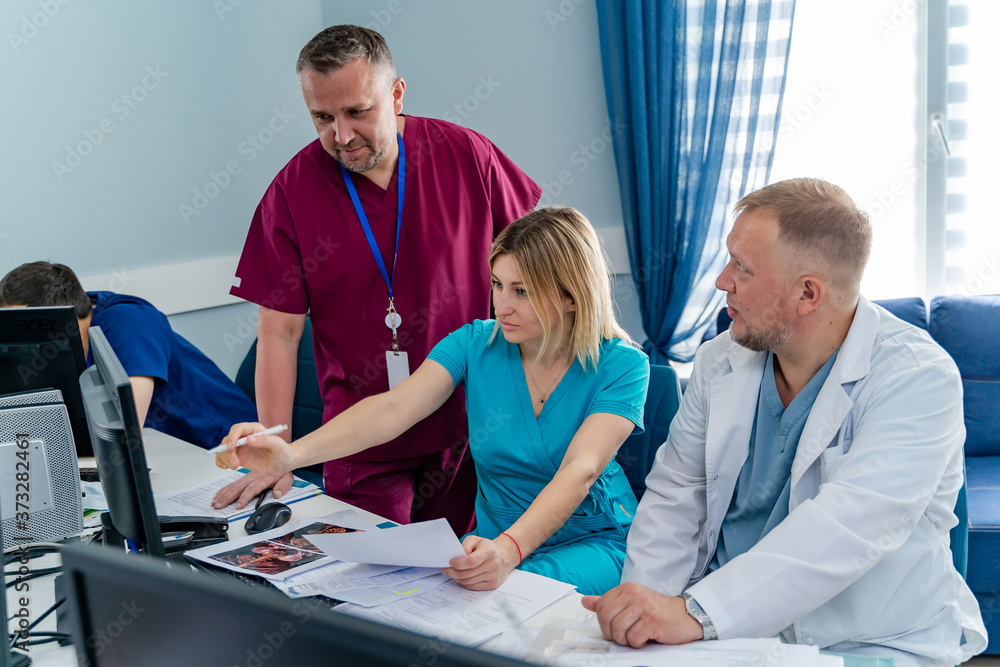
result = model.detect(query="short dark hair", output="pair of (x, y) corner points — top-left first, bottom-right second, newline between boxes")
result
(296, 24), (395, 88)
(0, 261), (92, 319)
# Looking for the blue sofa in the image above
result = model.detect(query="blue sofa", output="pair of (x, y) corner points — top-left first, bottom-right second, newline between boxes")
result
(927, 295), (1000, 653)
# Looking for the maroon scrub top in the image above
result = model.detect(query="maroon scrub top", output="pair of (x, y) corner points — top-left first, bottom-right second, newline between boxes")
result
(231, 115), (541, 461)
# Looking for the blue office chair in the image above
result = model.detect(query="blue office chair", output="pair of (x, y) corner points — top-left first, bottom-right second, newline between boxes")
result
(615, 364), (683, 501)
(235, 318), (325, 489)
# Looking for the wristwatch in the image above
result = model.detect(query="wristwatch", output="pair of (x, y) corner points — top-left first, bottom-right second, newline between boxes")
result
(680, 592), (718, 640)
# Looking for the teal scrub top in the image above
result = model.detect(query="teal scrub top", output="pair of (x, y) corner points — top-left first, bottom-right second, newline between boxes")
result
(428, 320), (649, 551)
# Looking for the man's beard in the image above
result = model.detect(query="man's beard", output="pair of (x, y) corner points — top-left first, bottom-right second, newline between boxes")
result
(728, 318), (791, 352)
(335, 140), (390, 173)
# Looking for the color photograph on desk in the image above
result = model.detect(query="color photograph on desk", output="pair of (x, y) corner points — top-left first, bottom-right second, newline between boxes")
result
(189, 519), (362, 580)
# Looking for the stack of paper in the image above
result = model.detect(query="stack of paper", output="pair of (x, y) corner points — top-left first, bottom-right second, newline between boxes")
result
(190, 514), (579, 647)
(336, 570), (577, 647)
(154, 469), (321, 521)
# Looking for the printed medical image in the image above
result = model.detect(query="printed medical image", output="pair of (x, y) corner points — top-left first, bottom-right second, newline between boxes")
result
(209, 522), (359, 576)
(209, 541), (326, 576)
(270, 521), (360, 553)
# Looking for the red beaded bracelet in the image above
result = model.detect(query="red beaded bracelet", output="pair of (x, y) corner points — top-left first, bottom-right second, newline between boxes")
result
(500, 532), (522, 564)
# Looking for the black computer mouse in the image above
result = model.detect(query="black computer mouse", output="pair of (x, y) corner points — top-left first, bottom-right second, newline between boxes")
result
(244, 502), (292, 534)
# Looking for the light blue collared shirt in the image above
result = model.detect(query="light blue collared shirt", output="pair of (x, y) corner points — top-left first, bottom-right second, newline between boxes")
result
(710, 348), (839, 571)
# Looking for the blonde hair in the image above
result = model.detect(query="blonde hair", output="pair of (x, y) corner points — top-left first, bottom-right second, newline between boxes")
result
(488, 207), (636, 370)
(734, 178), (873, 292)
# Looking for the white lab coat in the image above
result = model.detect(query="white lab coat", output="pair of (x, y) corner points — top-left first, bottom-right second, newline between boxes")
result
(624, 296), (987, 663)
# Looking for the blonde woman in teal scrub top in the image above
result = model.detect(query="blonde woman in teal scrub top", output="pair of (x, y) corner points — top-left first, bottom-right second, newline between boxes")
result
(217, 207), (650, 595)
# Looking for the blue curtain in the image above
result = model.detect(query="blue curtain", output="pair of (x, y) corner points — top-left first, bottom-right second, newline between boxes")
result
(597, 0), (795, 362)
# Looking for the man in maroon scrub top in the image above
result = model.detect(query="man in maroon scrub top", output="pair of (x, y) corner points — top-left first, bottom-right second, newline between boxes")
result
(212, 25), (541, 535)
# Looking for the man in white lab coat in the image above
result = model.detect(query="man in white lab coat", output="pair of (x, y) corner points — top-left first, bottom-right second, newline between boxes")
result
(583, 178), (987, 666)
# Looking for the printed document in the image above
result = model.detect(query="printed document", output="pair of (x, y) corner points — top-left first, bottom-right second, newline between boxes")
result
(155, 469), (321, 521)
(337, 569), (576, 646)
(308, 517), (465, 568)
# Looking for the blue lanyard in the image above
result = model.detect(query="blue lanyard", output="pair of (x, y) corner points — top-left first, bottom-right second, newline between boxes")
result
(338, 132), (405, 299)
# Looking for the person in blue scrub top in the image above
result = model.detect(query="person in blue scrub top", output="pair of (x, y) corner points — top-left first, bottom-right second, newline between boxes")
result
(216, 207), (650, 595)
(0, 261), (258, 450)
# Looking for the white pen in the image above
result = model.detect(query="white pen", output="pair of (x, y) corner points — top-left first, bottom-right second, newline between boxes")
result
(206, 424), (288, 454)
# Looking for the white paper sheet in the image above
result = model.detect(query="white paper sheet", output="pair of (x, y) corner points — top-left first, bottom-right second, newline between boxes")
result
(154, 469), (321, 521)
(308, 517), (465, 568)
(332, 572), (450, 607)
(490, 611), (825, 667)
(336, 569), (576, 646)
(552, 637), (824, 667)
(276, 564), (440, 598)
(272, 561), (407, 595)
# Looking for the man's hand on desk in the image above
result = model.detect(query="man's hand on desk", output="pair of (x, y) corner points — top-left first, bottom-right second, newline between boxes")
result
(581, 582), (703, 648)
(211, 422), (297, 509)
(442, 535), (519, 591)
(211, 470), (294, 510)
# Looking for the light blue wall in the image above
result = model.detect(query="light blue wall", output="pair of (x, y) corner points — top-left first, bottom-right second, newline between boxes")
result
(2, 0), (646, 376)
(1, 0), (322, 277)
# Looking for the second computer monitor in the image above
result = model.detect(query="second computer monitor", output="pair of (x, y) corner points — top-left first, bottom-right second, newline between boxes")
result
(0, 305), (91, 456)
(79, 326), (164, 557)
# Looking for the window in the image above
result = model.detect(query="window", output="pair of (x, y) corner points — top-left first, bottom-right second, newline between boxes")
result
(767, 0), (998, 299)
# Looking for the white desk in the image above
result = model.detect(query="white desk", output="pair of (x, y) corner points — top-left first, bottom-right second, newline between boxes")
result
(7, 430), (577, 666)
(6, 429), (405, 666)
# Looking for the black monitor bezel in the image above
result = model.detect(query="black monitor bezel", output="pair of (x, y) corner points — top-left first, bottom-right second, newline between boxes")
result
(61, 542), (528, 667)
(80, 326), (164, 557)
(0, 304), (92, 456)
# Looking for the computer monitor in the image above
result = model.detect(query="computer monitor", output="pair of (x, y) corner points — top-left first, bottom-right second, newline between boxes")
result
(78, 326), (164, 557)
(60, 542), (526, 667)
(0, 305), (91, 457)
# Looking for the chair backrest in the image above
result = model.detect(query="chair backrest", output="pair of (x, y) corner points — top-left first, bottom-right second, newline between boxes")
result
(928, 295), (1000, 458)
(235, 317), (324, 442)
(872, 297), (928, 330)
(616, 364), (682, 501)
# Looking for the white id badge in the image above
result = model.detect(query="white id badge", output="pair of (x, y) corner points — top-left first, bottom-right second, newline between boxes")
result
(386, 351), (410, 389)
